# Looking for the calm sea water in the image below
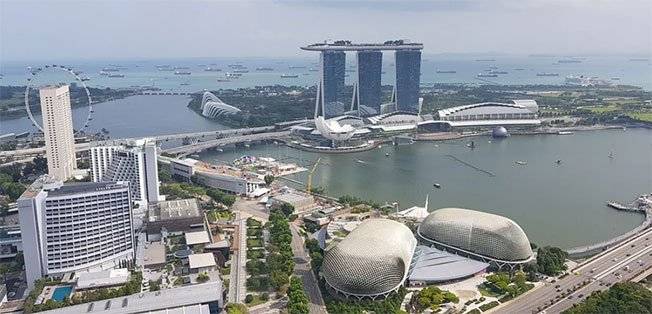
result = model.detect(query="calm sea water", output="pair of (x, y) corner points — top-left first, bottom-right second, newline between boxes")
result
(0, 95), (228, 138)
(1, 55), (650, 91)
(200, 129), (652, 249)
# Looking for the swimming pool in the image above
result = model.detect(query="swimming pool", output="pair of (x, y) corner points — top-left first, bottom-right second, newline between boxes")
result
(51, 286), (72, 302)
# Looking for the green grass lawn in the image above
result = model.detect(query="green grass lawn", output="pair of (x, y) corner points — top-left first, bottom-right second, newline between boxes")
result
(247, 238), (263, 247)
(477, 283), (502, 297)
(585, 104), (620, 113)
(629, 112), (652, 122)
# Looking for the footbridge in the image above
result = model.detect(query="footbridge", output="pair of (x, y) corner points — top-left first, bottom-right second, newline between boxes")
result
(162, 131), (291, 157)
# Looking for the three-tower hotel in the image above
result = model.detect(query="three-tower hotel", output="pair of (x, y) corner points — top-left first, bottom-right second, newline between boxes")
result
(301, 40), (423, 119)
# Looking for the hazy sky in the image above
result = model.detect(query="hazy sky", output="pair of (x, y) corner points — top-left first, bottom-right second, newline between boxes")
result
(1, 0), (651, 61)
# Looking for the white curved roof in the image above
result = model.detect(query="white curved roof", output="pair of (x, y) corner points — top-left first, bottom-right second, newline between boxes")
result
(314, 116), (356, 141)
(418, 208), (533, 262)
(438, 100), (538, 118)
(200, 91), (241, 118)
(322, 219), (416, 296)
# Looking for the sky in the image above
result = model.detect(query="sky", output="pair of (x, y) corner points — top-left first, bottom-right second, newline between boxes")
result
(1, 0), (651, 61)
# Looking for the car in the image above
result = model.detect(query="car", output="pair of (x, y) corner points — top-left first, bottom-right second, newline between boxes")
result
(626, 253), (631, 257)
(578, 294), (584, 298)
(568, 295), (573, 299)
(631, 244), (636, 247)
(555, 284), (560, 288)
(613, 258), (618, 262)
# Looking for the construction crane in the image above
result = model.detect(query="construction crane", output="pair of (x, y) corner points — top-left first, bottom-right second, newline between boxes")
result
(306, 157), (321, 193)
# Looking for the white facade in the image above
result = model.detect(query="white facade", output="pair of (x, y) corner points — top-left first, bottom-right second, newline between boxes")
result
(39, 85), (77, 181)
(18, 177), (135, 291)
(91, 139), (160, 205)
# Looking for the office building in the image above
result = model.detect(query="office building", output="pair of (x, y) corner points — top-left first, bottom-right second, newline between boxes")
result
(170, 158), (264, 196)
(43, 281), (224, 314)
(90, 139), (160, 205)
(18, 177), (134, 290)
(395, 49), (421, 113)
(39, 85), (77, 180)
(355, 50), (383, 116)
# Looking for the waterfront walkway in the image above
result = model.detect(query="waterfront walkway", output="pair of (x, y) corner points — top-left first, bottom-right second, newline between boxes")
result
(567, 200), (651, 258)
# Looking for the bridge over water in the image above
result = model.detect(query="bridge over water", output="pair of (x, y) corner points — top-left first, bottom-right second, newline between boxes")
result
(162, 131), (291, 157)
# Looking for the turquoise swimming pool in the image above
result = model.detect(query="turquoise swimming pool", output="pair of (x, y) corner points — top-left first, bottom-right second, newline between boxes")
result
(51, 286), (72, 302)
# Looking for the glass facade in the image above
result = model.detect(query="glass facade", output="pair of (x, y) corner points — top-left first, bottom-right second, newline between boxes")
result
(321, 51), (346, 118)
(395, 50), (421, 113)
(356, 51), (382, 117)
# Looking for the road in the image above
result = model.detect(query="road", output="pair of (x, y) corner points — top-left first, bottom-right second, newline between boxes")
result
(493, 228), (652, 314)
(228, 211), (247, 304)
(289, 223), (327, 314)
(162, 131), (290, 155)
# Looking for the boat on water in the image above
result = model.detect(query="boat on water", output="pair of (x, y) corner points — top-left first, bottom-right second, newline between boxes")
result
(180, 82), (190, 86)
(280, 74), (299, 78)
(558, 131), (574, 135)
(558, 59), (582, 63)
(385, 153), (390, 157)
(556, 159), (562, 164)
(174, 71), (191, 75)
(436, 70), (457, 74)
(204, 67), (222, 72)
(108, 74), (124, 78)
(174, 66), (190, 70)
(255, 67), (274, 71)
(233, 69), (249, 73)
(102, 67), (120, 72)
(225, 73), (242, 78)
(488, 70), (508, 75)
(356, 159), (365, 164)
(537, 72), (560, 77)
(513, 68), (525, 71)
(466, 141), (475, 148)
(433, 183), (441, 189)
(475, 59), (496, 62)
(216, 79), (231, 82)
(515, 161), (527, 165)
(81, 77), (91, 81)
(477, 73), (498, 78)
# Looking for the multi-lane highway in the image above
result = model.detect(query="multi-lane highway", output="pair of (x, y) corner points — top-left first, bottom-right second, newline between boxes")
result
(494, 228), (652, 314)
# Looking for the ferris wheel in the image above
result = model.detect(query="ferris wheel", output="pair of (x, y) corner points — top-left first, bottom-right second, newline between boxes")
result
(24, 64), (94, 134)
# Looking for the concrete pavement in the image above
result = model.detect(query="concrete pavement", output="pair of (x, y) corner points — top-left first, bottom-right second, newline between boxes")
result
(290, 223), (327, 314)
(228, 211), (247, 304)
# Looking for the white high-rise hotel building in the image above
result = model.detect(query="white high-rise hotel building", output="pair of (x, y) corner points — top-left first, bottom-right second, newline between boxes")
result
(39, 85), (77, 181)
(90, 139), (161, 205)
(18, 177), (134, 290)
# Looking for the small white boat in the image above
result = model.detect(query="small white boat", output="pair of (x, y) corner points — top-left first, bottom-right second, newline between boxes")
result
(385, 153), (390, 157)
(515, 161), (528, 165)
(558, 131), (574, 135)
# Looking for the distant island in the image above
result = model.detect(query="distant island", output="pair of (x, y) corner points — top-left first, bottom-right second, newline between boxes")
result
(188, 83), (652, 128)
(0, 85), (137, 120)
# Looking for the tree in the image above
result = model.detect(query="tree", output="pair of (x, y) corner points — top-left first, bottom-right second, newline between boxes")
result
(264, 174), (275, 185)
(245, 294), (254, 303)
(563, 282), (652, 314)
(537, 246), (569, 276)
(196, 272), (209, 283)
(226, 303), (249, 314)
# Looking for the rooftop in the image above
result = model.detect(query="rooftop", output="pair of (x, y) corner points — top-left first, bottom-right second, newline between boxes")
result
(143, 242), (166, 267)
(185, 230), (211, 246)
(41, 281), (223, 314)
(409, 246), (489, 283)
(76, 268), (130, 290)
(188, 253), (217, 269)
(151, 199), (201, 221)
(301, 40), (423, 51)
(20, 177), (129, 199)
